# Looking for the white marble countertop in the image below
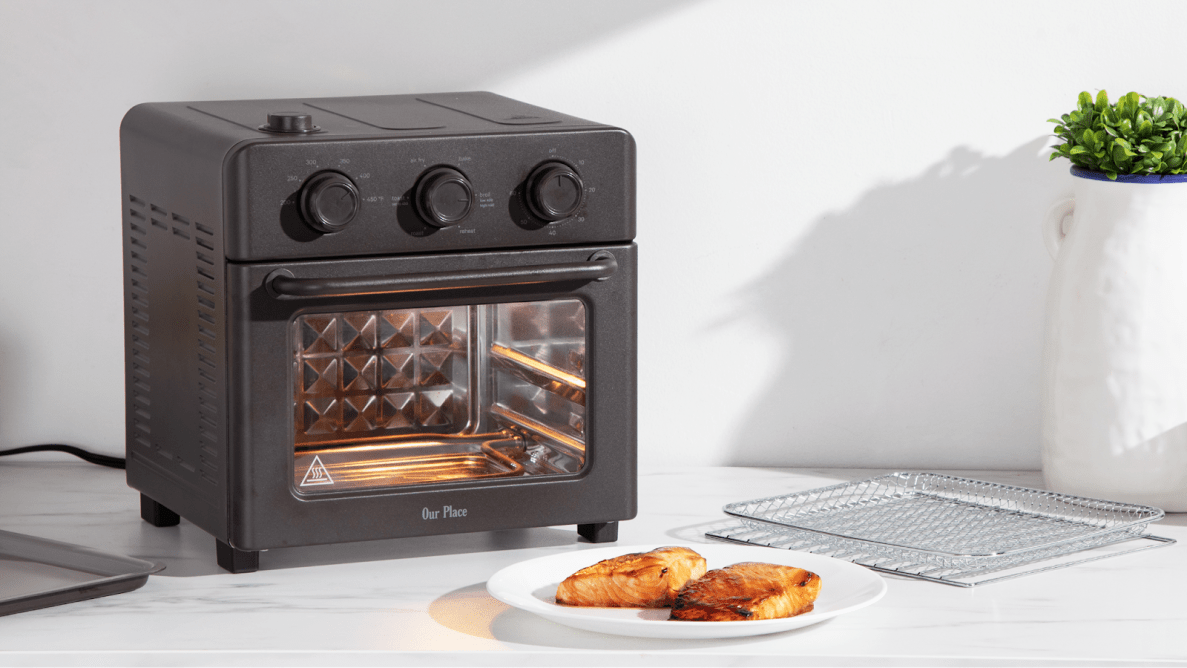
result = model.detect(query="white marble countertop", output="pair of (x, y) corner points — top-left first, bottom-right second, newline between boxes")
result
(0, 462), (1183, 666)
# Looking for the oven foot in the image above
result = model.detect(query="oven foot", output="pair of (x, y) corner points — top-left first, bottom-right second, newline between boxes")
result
(577, 521), (618, 543)
(140, 494), (180, 527)
(216, 539), (260, 574)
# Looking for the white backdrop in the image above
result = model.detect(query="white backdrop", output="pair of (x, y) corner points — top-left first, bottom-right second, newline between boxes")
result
(3, 0), (1186, 470)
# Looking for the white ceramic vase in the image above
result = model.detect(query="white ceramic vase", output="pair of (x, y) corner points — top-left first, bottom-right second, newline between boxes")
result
(1042, 167), (1187, 511)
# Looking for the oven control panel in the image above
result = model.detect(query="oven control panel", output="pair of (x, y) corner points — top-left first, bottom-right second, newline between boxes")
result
(306, 160), (586, 231)
(225, 129), (635, 262)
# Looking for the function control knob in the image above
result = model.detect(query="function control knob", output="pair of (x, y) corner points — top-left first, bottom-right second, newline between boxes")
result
(526, 162), (584, 222)
(299, 171), (360, 233)
(415, 167), (474, 228)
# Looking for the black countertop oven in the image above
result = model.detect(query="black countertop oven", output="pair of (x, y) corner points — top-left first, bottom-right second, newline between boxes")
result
(119, 92), (636, 573)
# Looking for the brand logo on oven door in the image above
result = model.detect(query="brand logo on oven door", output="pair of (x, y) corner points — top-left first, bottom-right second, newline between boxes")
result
(300, 456), (334, 486)
(422, 505), (468, 520)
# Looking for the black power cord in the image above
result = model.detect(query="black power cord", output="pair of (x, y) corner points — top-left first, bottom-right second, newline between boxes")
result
(0, 445), (126, 470)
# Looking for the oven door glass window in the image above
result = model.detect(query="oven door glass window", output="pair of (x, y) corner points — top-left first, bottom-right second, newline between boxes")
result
(291, 299), (586, 492)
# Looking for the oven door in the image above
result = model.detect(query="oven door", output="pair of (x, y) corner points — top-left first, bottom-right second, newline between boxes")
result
(225, 243), (636, 550)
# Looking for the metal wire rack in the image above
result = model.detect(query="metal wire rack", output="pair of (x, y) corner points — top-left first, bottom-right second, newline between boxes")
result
(708, 472), (1174, 587)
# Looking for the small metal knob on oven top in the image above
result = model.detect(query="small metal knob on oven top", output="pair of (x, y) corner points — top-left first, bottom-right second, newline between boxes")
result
(526, 161), (584, 222)
(259, 112), (320, 134)
(299, 171), (360, 233)
(415, 167), (474, 227)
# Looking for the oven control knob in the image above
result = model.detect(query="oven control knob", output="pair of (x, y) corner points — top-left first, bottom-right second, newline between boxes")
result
(415, 167), (474, 227)
(299, 171), (360, 233)
(527, 162), (584, 222)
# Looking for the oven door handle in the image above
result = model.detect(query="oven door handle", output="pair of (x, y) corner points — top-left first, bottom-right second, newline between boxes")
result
(266, 252), (618, 299)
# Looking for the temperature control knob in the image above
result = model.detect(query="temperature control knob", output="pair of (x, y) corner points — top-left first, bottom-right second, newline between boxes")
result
(526, 162), (584, 222)
(299, 171), (360, 233)
(415, 167), (474, 227)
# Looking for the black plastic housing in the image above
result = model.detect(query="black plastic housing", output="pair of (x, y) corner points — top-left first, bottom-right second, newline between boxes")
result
(119, 92), (637, 561)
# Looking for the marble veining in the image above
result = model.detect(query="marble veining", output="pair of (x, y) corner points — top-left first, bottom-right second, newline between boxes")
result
(0, 461), (1183, 666)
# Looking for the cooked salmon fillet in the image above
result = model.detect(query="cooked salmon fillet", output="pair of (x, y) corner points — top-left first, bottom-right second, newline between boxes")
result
(670, 562), (821, 621)
(554, 547), (708, 607)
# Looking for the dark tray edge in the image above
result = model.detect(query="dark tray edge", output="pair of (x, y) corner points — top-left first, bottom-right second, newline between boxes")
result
(0, 571), (158, 618)
(0, 528), (165, 617)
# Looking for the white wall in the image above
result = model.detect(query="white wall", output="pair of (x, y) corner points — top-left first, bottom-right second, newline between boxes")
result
(2, 0), (1185, 471)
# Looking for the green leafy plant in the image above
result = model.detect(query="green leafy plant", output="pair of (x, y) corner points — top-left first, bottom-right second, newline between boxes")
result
(1049, 90), (1187, 180)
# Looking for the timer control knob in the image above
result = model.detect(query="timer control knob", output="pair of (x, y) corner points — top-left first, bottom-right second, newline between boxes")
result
(299, 171), (360, 233)
(415, 167), (474, 227)
(526, 162), (584, 222)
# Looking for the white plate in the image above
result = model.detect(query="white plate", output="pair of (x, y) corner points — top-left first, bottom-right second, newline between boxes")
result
(486, 543), (886, 639)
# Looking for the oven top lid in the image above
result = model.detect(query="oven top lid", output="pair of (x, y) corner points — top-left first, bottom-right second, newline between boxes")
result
(185, 92), (601, 138)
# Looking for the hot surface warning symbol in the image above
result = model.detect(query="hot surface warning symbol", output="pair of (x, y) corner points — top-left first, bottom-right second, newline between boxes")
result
(300, 455), (334, 486)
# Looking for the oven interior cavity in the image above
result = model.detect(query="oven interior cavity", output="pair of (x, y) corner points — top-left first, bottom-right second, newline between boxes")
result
(292, 299), (586, 492)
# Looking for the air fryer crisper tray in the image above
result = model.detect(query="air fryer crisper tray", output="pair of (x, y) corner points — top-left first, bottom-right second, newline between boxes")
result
(710, 472), (1174, 587)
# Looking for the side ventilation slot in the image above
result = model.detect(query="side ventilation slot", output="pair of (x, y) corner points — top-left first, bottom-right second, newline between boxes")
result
(194, 219), (221, 486)
(127, 195), (153, 449)
(126, 194), (221, 488)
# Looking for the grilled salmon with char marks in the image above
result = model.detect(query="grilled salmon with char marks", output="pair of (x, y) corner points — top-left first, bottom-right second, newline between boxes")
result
(555, 547), (707, 608)
(670, 562), (821, 621)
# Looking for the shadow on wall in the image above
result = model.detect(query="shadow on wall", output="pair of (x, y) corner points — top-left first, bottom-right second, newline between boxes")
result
(726, 138), (1070, 469)
(176, 0), (702, 99)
